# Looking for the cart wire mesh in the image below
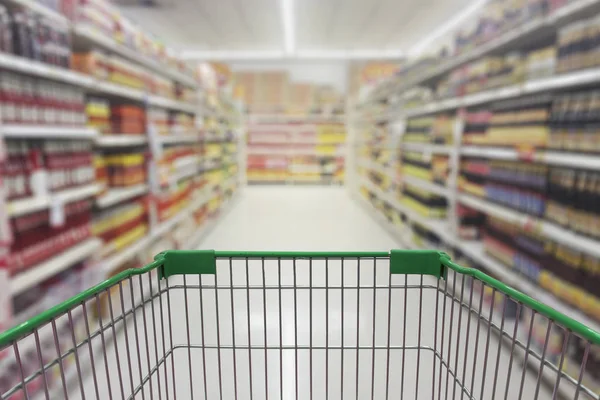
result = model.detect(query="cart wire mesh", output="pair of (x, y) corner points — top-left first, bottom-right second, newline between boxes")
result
(0, 250), (599, 399)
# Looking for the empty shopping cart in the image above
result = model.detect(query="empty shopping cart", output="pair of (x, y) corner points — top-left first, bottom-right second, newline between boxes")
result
(0, 250), (599, 399)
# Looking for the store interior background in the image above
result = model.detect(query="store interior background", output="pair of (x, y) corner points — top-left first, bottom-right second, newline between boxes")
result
(1, 0), (600, 398)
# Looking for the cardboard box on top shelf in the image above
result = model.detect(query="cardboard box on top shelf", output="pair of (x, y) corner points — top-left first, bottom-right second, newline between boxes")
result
(234, 72), (255, 111)
(287, 83), (314, 115)
(252, 71), (289, 114)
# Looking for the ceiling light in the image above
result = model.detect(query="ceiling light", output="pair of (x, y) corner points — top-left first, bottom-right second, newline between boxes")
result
(297, 50), (404, 60)
(408, 0), (487, 57)
(281, 0), (295, 54)
(180, 50), (286, 60)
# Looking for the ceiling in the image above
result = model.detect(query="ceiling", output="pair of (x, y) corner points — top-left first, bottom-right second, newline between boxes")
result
(117, 0), (475, 59)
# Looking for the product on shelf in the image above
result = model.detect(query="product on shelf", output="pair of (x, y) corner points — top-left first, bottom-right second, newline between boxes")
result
(93, 198), (148, 256)
(400, 183), (448, 218)
(557, 15), (600, 74)
(463, 95), (552, 146)
(86, 97), (110, 133)
(155, 180), (192, 221)
(481, 215), (600, 323)
(101, 151), (147, 187)
(0, 72), (86, 125)
(44, 140), (95, 191)
(71, 51), (109, 79)
(2, 139), (95, 199)
(8, 199), (92, 273)
(0, 6), (71, 68)
(549, 89), (600, 153)
(111, 104), (145, 134)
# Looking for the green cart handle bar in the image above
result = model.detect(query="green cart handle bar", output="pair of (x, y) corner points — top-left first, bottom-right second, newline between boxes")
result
(0, 250), (599, 346)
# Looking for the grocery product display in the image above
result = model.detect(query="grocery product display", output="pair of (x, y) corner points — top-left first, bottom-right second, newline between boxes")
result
(352, 0), (600, 395)
(247, 117), (347, 184)
(0, 0), (242, 397)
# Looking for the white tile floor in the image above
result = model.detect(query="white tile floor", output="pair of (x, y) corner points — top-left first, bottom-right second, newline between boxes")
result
(71, 186), (562, 399)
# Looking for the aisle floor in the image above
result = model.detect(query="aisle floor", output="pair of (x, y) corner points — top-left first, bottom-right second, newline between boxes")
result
(79, 186), (555, 400)
(197, 186), (398, 251)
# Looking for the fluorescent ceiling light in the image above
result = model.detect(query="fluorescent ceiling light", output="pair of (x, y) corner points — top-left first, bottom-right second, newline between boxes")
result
(298, 50), (404, 60)
(408, 0), (487, 57)
(281, 0), (295, 54)
(180, 50), (286, 60)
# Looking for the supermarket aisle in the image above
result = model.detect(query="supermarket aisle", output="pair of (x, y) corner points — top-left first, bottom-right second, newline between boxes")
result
(198, 186), (398, 251)
(81, 186), (552, 400)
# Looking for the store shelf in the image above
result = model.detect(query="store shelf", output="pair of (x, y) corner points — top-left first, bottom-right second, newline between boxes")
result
(95, 134), (148, 148)
(461, 146), (600, 170)
(72, 24), (197, 88)
(159, 135), (201, 145)
(249, 114), (346, 124)
(456, 241), (600, 334)
(389, 66), (600, 120)
(354, 191), (417, 250)
(96, 185), (149, 209)
(0, 52), (94, 87)
(101, 191), (213, 274)
(370, 0), (600, 102)
(361, 177), (452, 241)
(402, 175), (452, 197)
(401, 143), (453, 154)
(8, 183), (103, 217)
(2, 125), (98, 140)
(359, 158), (392, 176)
(3, 0), (68, 23)
(11, 238), (103, 295)
(458, 193), (600, 259)
(148, 95), (197, 114)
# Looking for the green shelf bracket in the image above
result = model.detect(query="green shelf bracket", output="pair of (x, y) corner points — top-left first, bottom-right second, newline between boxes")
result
(390, 249), (448, 279)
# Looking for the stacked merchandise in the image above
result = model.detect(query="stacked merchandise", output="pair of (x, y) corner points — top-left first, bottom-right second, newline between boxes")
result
(0, 5), (71, 68)
(0, 2), (241, 399)
(96, 149), (147, 190)
(0, 72), (86, 125)
(355, 0), (600, 394)
(247, 121), (346, 184)
(86, 100), (147, 135)
(8, 198), (92, 274)
(93, 198), (149, 257)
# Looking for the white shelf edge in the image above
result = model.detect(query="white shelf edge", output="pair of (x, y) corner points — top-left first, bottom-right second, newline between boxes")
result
(2, 125), (98, 139)
(73, 24), (198, 88)
(461, 146), (600, 170)
(458, 193), (600, 259)
(402, 175), (451, 198)
(11, 238), (102, 295)
(96, 185), (149, 209)
(9, 183), (103, 217)
(0, 53), (94, 87)
(95, 135), (148, 147)
(402, 143), (453, 154)
(159, 135), (201, 145)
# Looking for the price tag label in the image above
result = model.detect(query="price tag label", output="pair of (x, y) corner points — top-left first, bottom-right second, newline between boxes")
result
(49, 196), (65, 227)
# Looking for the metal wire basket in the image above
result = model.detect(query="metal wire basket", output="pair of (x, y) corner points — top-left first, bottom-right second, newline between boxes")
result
(0, 250), (599, 399)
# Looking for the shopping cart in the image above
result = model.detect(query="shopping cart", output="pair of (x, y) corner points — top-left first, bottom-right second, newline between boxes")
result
(0, 250), (599, 400)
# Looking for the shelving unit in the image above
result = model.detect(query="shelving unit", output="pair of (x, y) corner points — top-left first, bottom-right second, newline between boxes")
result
(0, 2), (243, 394)
(350, 0), (600, 395)
(246, 114), (347, 185)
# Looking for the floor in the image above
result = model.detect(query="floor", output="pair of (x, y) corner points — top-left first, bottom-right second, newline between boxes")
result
(68, 186), (556, 399)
